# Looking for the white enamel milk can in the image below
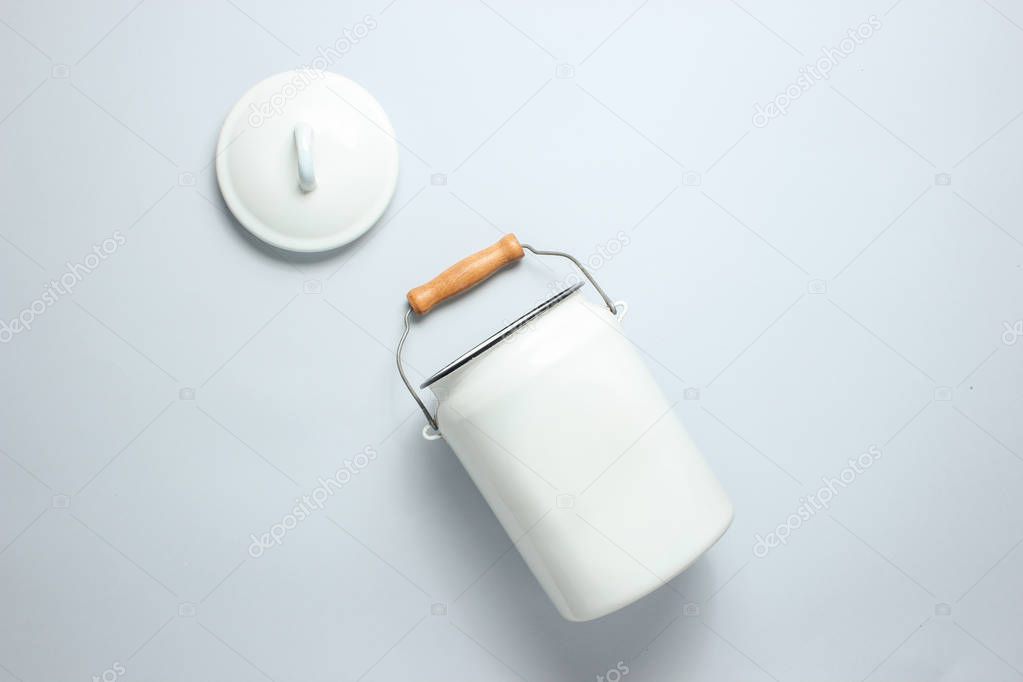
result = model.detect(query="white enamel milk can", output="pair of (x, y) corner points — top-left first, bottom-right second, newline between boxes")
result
(397, 234), (733, 622)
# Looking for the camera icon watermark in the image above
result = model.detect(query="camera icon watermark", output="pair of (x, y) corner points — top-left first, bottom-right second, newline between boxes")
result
(179, 387), (196, 400)
(556, 493), (575, 509)
(51, 63), (69, 79)
(430, 173), (447, 186)
(52, 494), (70, 509)
(178, 602), (197, 617)
(808, 279), (827, 295)
(934, 602), (951, 617)
(682, 602), (701, 617)
(178, 171), (196, 187)
(934, 386), (953, 401)
(683, 387), (700, 401)
(555, 63), (575, 79)
(934, 173), (952, 186)
(303, 280), (322, 294)
(430, 602), (447, 616)
(682, 171), (702, 187)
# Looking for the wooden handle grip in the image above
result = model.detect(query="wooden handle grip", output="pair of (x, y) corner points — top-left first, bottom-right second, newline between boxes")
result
(407, 234), (525, 315)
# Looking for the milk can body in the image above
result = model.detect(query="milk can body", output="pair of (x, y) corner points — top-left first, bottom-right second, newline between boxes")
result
(430, 292), (733, 621)
(398, 234), (733, 621)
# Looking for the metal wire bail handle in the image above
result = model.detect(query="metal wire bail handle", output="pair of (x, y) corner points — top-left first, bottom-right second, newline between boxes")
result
(396, 236), (622, 437)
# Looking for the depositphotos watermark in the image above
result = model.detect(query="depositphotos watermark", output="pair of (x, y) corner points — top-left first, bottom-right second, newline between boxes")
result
(1, 231), (126, 343)
(752, 445), (882, 558)
(543, 230), (632, 298)
(91, 661), (125, 682)
(752, 16), (882, 128)
(493, 230), (632, 345)
(596, 660), (630, 682)
(247, 15), (378, 128)
(1002, 319), (1022, 345)
(248, 446), (378, 557)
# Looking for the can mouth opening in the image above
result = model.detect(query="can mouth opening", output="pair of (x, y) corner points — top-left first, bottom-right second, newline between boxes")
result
(419, 282), (584, 389)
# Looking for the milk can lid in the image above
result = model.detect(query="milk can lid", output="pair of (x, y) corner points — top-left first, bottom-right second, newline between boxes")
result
(216, 71), (399, 253)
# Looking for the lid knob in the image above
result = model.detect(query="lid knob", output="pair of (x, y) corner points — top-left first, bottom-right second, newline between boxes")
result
(294, 122), (316, 193)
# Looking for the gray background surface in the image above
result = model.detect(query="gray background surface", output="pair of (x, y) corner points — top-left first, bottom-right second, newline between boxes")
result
(2, 0), (1023, 680)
